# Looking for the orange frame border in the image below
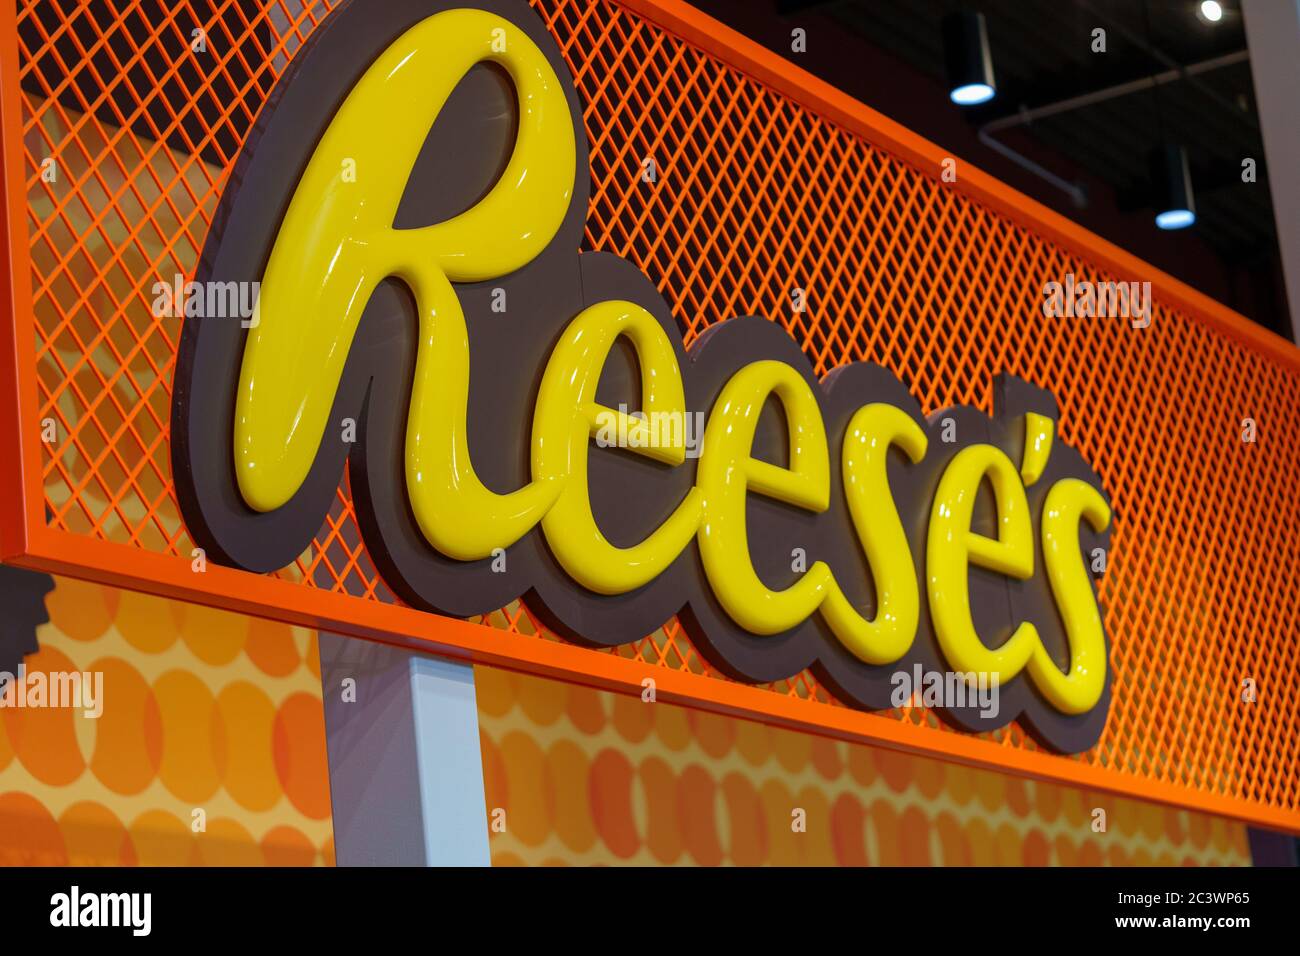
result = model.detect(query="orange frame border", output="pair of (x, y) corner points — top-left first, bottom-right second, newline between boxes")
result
(2, 0), (1298, 835)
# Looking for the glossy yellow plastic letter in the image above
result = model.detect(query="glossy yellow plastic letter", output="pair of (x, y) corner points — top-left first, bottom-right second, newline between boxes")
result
(1033, 478), (1111, 713)
(927, 443), (1040, 678)
(819, 404), (927, 664)
(697, 362), (833, 634)
(235, 10), (575, 559)
(532, 301), (702, 593)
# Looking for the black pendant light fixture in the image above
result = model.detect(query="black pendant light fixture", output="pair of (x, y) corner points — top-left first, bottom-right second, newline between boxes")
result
(943, 10), (996, 106)
(1150, 143), (1196, 230)
(1140, 2), (1196, 230)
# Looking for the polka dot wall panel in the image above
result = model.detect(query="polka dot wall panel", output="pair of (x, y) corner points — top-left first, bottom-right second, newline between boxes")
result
(0, 576), (1252, 866)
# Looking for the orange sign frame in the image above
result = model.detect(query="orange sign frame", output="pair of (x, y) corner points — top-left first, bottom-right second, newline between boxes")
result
(2, 0), (1298, 834)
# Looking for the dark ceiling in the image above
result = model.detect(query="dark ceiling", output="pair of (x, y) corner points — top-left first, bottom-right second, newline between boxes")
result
(692, 0), (1289, 337)
(828, 0), (1270, 255)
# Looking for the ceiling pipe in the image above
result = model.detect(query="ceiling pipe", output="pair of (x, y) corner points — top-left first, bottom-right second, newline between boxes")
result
(976, 49), (1248, 209)
(1075, 0), (1258, 128)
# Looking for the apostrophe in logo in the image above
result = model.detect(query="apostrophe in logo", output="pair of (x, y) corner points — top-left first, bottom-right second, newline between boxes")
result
(172, 0), (1115, 752)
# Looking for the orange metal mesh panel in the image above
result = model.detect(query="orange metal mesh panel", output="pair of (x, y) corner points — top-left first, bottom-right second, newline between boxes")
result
(11, 0), (1300, 822)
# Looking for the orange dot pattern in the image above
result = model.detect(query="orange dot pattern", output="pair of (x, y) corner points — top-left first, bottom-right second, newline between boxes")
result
(1, 573), (1256, 867)
(476, 667), (1254, 866)
(0, 576), (334, 866)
